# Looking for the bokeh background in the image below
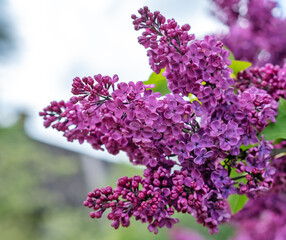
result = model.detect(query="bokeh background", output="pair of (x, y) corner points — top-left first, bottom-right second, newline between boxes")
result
(0, 0), (285, 239)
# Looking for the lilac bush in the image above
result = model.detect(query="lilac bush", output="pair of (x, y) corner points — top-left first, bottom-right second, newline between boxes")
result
(211, 0), (286, 66)
(40, 6), (285, 236)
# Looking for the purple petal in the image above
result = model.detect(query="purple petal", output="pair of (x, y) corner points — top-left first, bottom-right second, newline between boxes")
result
(172, 114), (182, 123)
(191, 133), (200, 143)
(204, 150), (214, 158)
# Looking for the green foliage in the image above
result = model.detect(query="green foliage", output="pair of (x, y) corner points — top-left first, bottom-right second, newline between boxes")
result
(261, 97), (286, 141)
(273, 138), (285, 145)
(240, 143), (258, 151)
(229, 60), (252, 77)
(227, 169), (248, 214)
(144, 68), (171, 96)
(227, 194), (248, 214)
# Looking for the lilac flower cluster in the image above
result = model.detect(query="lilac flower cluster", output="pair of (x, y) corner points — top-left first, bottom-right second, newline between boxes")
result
(236, 63), (286, 101)
(84, 172), (179, 234)
(170, 143), (286, 239)
(132, 7), (277, 137)
(40, 74), (195, 165)
(84, 162), (232, 233)
(132, 6), (232, 98)
(269, 141), (286, 193)
(170, 192), (286, 240)
(40, 6), (279, 234)
(199, 139), (281, 239)
(133, 5), (277, 191)
(211, 0), (286, 66)
(228, 142), (286, 240)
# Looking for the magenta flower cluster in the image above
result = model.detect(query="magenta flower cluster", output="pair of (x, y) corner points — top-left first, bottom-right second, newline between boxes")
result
(230, 139), (286, 240)
(236, 63), (286, 101)
(170, 146), (286, 239)
(212, 0), (286, 66)
(40, 6), (278, 234)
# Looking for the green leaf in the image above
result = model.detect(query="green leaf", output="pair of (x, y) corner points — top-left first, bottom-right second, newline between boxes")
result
(144, 69), (171, 96)
(277, 96), (286, 112)
(240, 143), (258, 151)
(261, 98), (286, 141)
(229, 169), (247, 185)
(229, 60), (252, 77)
(227, 169), (248, 214)
(223, 45), (235, 61)
(228, 194), (248, 214)
(274, 138), (285, 145)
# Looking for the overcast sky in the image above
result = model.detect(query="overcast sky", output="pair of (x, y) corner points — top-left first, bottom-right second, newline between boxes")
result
(0, 0), (284, 162)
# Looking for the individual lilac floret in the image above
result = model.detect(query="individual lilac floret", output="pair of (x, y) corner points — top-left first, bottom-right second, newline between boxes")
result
(211, 169), (231, 189)
(194, 148), (214, 165)
(210, 120), (227, 137)
(218, 130), (239, 151)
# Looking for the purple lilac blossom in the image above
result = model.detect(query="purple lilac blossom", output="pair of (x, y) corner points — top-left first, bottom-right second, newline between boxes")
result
(40, 6), (279, 234)
(231, 141), (286, 240)
(236, 63), (286, 101)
